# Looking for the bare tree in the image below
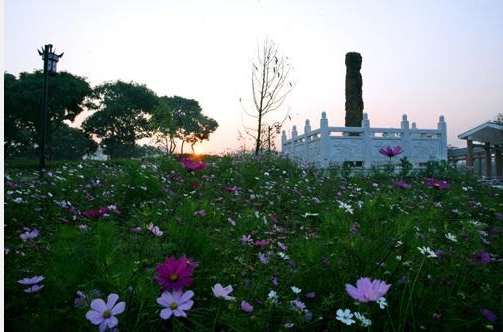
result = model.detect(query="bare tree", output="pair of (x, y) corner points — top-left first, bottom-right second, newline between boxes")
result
(241, 39), (293, 155)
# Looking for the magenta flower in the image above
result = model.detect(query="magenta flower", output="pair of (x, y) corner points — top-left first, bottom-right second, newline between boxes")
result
(345, 277), (391, 303)
(157, 290), (194, 319)
(194, 209), (206, 217)
(480, 308), (498, 323)
(424, 178), (451, 189)
(154, 256), (197, 291)
(468, 249), (491, 265)
(241, 300), (254, 313)
(379, 146), (403, 158)
(179, 157), (207, 171)
(83, 207), (109, 218)
(395, 180), (411, 189)
(86, 293), (126, 332)
(212, 283), (236, 301)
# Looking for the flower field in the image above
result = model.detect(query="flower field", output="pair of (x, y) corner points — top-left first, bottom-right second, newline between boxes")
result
(4, 155), (502, 331)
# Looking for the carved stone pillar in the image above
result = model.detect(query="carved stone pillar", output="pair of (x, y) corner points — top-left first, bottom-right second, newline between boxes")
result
(345, 52), (363, 128)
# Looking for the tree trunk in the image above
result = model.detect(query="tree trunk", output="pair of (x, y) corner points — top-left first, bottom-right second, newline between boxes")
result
(255, 114), (262, 155)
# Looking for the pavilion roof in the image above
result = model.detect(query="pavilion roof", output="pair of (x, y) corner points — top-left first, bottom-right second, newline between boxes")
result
(458, 121), (503, 144)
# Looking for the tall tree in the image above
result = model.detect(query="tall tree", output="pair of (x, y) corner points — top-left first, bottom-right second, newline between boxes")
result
(241, 39), (293, 155)
(150, 98), (178, 155)
(156, 96), (218, 154)
(83, 81), (158, 159)
(4, 71), (92, 159)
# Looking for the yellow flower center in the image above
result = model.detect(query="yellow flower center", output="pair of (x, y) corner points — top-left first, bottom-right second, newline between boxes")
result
(102, 310), (111, 318)
(434, 183), (441, 188)
(169, 273), (178, 281)
(170, 302), (178, 309)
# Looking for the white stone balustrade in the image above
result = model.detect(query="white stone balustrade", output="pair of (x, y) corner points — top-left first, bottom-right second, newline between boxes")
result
(281, 112), (447, 167)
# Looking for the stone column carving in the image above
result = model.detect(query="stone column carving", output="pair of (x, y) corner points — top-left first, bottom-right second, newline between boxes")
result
(345, 52), (363, 128)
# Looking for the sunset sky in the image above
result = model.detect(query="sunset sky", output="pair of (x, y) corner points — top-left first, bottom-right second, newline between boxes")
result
(4, 0), (503, 154)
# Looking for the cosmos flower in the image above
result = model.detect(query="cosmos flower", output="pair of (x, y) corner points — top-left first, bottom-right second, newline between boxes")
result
(157, 290), (194, 319)
(354, 312), (372, 327)
(154, 256), (196, 291)
(468, 249), (491, 265)
(212, 283), (235, 301)
(480, 308), (498, 323)
(24, 285), (44, 293)
(83, 207), (110, 218)
(395, 180), (411, 189)
(336, 309), (355, 325)
(179, 157), (207, 171)
(379, 146), (403, 158)
(85, 293), (125, 332)
(424, 178), (451, 189)
(18, 276), (44, 285)
(20, 229), (40, 242)
(241, 300), (254, 313)
(345, 277), (391, 303)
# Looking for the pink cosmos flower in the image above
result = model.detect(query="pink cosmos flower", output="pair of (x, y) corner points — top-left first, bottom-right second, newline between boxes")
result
(240, 235), (253, 244)
(20, 229), (40, 241)
(212, 283), (236, 301)
(179, 157), (207, 171)
(194, 209), (206, 217)
(86, 293), (126, 332)
(379, 146), (403, 158)
(424, 178), (451, 189)
(480, 308), (498, 323)
(254, 239), (270, 247)
(345, 277), (391, 303)
(18, 276), (44, 285)
(241, 300), (254, 313)
(157, 290), (194, 319)
(154, 256), (196, 291)
(24, 284), (44, 293)
(468, 249), (491, 265)
(131, 226), (141, 233)
(83, 208), (109, 218)
(395, 180), (411, 189)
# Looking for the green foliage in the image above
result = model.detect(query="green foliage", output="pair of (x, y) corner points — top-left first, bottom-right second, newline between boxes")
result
(83, 80), (159, 159)
(4, 71), (93, 159)
(4, 155), (503, 331)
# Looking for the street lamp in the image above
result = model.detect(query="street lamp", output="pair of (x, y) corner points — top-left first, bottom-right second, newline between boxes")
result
(37, 44), (63, 174)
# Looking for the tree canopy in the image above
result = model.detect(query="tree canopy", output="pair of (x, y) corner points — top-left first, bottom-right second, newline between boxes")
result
(150, 96), (218, 154)
(4, 71), (93, 159)
(82, 81), (158, 159)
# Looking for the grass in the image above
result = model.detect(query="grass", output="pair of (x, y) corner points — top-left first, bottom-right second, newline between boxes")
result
(4, 154), (502, 331)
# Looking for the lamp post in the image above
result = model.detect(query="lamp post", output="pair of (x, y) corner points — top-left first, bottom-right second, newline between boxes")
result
(37, 44), (63, 174)
(267, 122), (282, 152)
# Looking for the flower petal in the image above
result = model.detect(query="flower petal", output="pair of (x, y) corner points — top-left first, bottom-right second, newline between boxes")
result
(90, 299), (107, 313)
(85, 310), (103, 325)
(106, 293), (119, 310)
(160, 308), (173, 320)
(173, 308), (187, 317)
(106, 316), (118, 329)
(111, 301), (126, 315)
(180, 290), (195, 303)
